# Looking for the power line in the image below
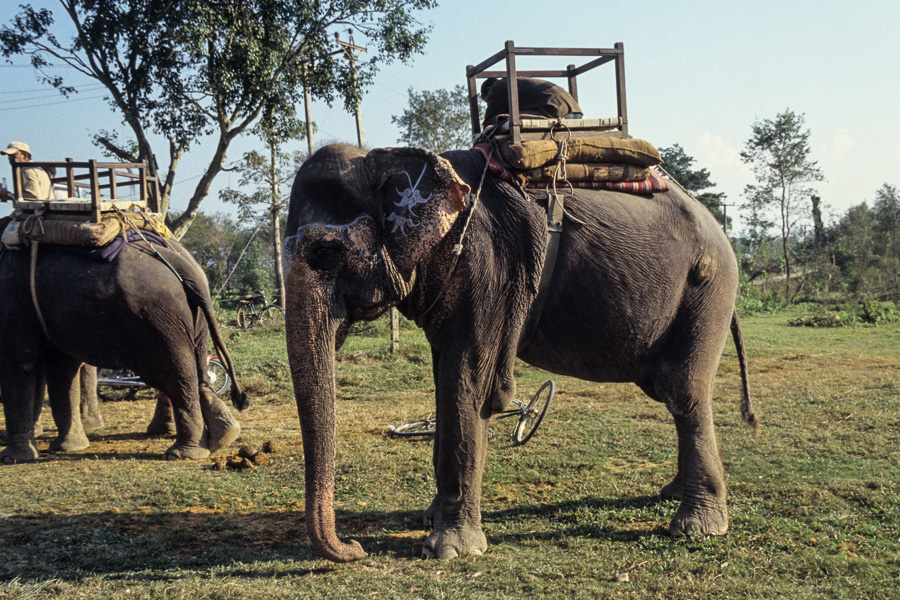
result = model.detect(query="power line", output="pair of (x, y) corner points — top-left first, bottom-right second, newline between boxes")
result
(0, 84), (105, 95)
(0, 94), (107, 112)
(0, 86), (106, 105)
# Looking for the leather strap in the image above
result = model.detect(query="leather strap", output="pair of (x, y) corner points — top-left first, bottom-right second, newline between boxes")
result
(517, 190), (564, 351)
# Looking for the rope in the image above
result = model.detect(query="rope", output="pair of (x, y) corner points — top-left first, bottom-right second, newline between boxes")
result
(113, 206), (183, 283)
(20, 207), (51, 339)
(417, 145), (495, 322)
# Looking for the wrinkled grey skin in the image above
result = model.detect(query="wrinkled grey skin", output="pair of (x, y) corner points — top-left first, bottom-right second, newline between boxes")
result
(0, 237), (248, 463)
(283, 144), (758, 562)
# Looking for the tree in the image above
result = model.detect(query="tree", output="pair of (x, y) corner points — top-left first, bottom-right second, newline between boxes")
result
(391, 85), (472, 152)
(178, 211), (243, 294)
(658, 144), (729, 230)
(1, 0), (436, 237)
(740, 109), (823, 297)
(873, 184), (900, 260)
(219, 113), (304, 307)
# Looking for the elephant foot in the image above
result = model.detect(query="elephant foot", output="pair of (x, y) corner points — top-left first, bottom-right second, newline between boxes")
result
(49, 432), (90, 453)
(422, 525), (488, 559)
(164, 442), (210, 461)
(200, 396), (241, 454)
(1, 421), (44, 444)
(660, 476), (684, 500)
(81, 415), (105, 434)
(0, 434), (40, 464)
(146, 398), (176, 437)
(668, 501), (729, 537)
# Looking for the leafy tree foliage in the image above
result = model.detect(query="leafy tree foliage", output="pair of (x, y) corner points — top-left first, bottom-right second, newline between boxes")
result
(740, 109), (823, 296)
(391, 85), (472, 152)
(180, 210), (282, 301)
(219, 116), (304, 307)
(658, 144), (728, 229)
(178, 211), (243, 294)
(0, 0), (436, 237)
(873, 183), (900, 262)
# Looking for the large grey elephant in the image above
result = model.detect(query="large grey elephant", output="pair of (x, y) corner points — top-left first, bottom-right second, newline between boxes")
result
(0, 233), (248, 463)
(283, 143), (758, 562)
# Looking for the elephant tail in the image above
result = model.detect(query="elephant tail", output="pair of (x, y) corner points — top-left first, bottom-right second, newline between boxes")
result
(731, 309), (759, 437)
(164, 245), (249, 412)
(197, 295), (250, 412)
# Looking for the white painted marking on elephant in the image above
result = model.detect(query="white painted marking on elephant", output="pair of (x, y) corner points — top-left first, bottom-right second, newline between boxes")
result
(387, 165), (431, 235)
(283, 216), (381, 278)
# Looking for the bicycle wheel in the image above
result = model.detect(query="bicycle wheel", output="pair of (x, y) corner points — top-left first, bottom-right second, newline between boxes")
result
(207, 358), (230, 396)
(97, 368), (139, 402)
(511, 380), (555, 446)
(389, 417), (436, 437)
(236, 305), (252, 330)
(257, 305), (284, 328)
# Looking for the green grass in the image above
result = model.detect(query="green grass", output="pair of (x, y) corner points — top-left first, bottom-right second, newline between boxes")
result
(1, 309), (898, 599)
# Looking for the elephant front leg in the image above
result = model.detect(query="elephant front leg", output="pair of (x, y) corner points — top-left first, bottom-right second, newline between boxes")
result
(422, 400), (490, 559)
(0, 363), (43, 463)
(667, 402), (729, 536)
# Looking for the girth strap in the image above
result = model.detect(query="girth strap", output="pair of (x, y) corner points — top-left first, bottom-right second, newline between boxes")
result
(517, 190), (565, 351)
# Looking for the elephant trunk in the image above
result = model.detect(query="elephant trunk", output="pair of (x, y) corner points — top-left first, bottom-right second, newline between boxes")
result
(285, 270), (367, 563)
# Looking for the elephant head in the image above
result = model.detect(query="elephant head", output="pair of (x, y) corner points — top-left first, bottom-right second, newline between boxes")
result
(283, 144), (470, 562)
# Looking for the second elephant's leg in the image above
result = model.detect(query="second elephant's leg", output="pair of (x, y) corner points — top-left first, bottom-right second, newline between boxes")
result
(158, 368), (209, 461)
(0, 362), (43, 463)
(199, 386), (241, 454)
(146, 392), (176, 436)
(78, 365), (104, 433)
(45, 354), (90, 453)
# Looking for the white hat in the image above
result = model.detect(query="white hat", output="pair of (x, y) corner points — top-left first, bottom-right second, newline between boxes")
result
(1, 141), (30, 156)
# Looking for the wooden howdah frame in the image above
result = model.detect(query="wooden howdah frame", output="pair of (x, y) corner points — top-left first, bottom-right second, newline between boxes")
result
(466, 40), (628, 144)
(10, 158), (162, 223)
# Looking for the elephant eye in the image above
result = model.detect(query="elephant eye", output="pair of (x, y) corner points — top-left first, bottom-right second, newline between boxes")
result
(306, 240), (344, 272)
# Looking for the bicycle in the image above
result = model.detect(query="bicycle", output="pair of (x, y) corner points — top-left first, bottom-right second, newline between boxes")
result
(96, 355), (230, 401)
(236, 290), (284, 330)
(389, 380), (555, 446)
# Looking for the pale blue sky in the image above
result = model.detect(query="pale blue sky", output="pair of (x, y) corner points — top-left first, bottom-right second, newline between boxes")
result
(2, 0), (898, 230)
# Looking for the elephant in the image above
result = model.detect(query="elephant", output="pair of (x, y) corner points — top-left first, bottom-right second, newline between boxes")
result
(282, 143), (758, 562)
(0, 230), (248, 463)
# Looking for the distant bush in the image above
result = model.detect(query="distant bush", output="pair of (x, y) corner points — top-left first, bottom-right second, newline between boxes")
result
(858, 300), (899, 324)
(788, 301), (898, 327)
(738, 292), (779, 315)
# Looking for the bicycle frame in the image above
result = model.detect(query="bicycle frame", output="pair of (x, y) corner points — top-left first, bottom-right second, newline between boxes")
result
(97, 355), (228, 393)
(390, 380), (554, 445)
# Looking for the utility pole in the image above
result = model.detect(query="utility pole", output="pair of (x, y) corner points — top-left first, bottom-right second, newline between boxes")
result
(718, 202), (737, 237)
(336, 30), (400, 352)
(302, 65), (315, 156)
(335, 30), (367, 148)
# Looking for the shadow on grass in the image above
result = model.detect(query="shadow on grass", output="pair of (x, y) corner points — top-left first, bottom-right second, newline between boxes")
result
(0, 494), (673, 583)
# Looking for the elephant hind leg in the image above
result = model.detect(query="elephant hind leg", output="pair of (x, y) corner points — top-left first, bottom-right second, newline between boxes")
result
(78, 365), (104, 433)
(666, 401), (728, 536)
(640, 319), (732, 536)
(157, 363), (210, 461)
(199, 386), (241, 454)
(45, 354), (90, 453)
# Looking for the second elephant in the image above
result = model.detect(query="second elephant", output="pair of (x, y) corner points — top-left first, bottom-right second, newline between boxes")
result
(0, 233), (247, 463)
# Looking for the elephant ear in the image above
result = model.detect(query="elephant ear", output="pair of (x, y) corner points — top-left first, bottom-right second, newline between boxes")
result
(365, 147), (470, 280)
